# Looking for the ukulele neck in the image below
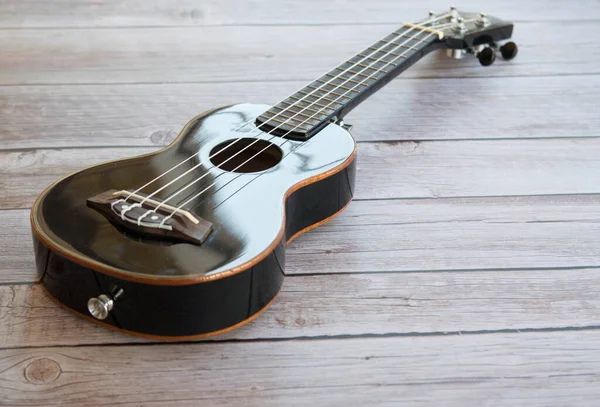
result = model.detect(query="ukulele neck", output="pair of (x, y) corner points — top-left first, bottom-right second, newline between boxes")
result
(255, 25), (442, 141)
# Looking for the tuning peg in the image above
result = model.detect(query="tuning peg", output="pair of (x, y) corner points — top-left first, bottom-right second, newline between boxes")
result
(476, 12), (490, 27)
(499, 42), (518, 60)
(453, 17), (467, 33)
(476, 47), (496, 66)
(449, 5), (458, 22)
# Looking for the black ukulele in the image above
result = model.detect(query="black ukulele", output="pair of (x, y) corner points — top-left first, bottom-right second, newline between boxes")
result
(31, 9), (517, 339)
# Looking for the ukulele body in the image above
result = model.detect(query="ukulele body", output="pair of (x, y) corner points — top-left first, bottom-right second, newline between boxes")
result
(31, 104), (356, 339)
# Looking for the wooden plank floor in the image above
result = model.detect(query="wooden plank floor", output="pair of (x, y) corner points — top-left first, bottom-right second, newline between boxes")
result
(1, 1), (600, 405)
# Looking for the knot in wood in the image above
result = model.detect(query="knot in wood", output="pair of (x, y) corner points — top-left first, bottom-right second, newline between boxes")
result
(24, 357), (61, 384)
(150, 129), (177, 146)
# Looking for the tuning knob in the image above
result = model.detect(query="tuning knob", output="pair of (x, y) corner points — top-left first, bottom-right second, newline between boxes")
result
(477, 47), (496, 66)
(500, 42), (518, 60)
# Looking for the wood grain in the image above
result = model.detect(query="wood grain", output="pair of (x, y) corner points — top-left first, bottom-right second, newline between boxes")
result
(1, 0), (595, 28)
(2, 266), (600, 348)
(1, 21), (598, 86)
(4, 195), (600, 284)
(2, 74), (598, 149)
(2, 138), (600, 210)
(2, 331), (600, 406)
(2, 1), (600, 405)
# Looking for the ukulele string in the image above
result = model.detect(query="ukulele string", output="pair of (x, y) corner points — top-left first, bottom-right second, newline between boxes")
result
(159, 22), (453, 225)
(118, 13), (451, 221)
(156, 30), (436, 221)
(197, 18), (482, 211)
(199, 32), (442, 211)
(151, 16), (458, 220)
(161, 16), (462, 222)
(208, 21), (485, 209)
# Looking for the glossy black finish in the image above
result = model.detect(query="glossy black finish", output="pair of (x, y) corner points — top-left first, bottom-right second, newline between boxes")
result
(443, 12), (514, 50)
(31, 104), (356, 337)
(477, 47), (496, 66)
(500, 42), (518, 60)
(30, 11), (515, 337)
(255, 11), (514, 142)
(34, 233), (285, 337)
(286, 160), (355, 240)
(256, 27), (439, 141)
(32, 104), (355, 280)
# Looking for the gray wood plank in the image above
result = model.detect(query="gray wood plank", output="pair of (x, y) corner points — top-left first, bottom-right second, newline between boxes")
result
(356, 138), (600, 199)
(0, 0), (595, 28)
(2, 267), (600, 348)
(4, 195), (600, 283)
(0, 22), (598, 86)
(2, 138), (600, 210)
(1, 2), (599, 405)
(3, 74), (598, 149)
(2, 331), (600, 406)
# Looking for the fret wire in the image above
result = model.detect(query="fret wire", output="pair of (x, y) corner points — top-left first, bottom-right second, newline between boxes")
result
(283, 114), (318, 128)
(260, 112), (311, 125)
(357, 53), (398, 66)
(262, 114), (314, 129)
(306, 83), (360, 98)
(298, 89), (345, 105)
(306, 84), (346, 98)
(334, 66), (378, 81)
(378, 39), (419, 52)
(288, 94), (339, 111)
(391, 31), (432, 43)
(274, 102), (324, 118)
(261, 30), (433, 133)
(279, 99), (323, 115)
(323, 72), (365, 87)
(315, 78), (363, 93)
(143, 28), (440, 214)
(343, 60), (389, 74)
(368, 46), (407, 59)
(348, 58), (391, 73)
(267, 105), (319, 121)
(344, 56), (390, 72)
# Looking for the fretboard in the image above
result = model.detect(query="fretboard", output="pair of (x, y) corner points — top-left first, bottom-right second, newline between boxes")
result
(256, 25), (441, 140)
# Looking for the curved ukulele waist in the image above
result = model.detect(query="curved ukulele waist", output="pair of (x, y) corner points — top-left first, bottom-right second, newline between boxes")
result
(32, 151), (356, 339)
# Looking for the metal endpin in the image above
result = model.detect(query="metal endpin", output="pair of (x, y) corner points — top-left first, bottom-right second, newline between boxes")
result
(87, 294), (115, 320)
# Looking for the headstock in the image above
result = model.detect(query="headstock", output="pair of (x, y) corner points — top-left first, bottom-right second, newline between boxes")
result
(417, 7), (517, 66)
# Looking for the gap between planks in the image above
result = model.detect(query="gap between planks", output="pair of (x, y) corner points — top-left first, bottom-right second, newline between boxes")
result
(1, 72), (600, 87)
(3, 267), (600, 349)
(1, 21), (599, 86)
(2, 331), (600, 407)
(2, 74), (598, 149)
(1, 0), (598, 28)
(3, 194), (600, 282)
(2, 138), (600, 210)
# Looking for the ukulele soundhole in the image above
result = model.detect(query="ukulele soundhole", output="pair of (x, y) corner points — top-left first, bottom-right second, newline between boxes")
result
(210, 138), (283, 173)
